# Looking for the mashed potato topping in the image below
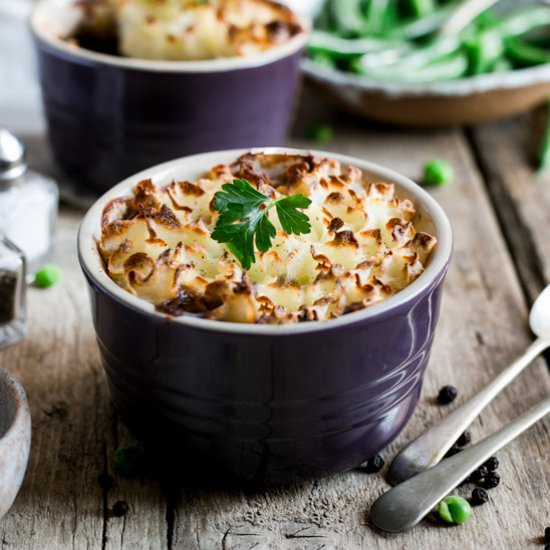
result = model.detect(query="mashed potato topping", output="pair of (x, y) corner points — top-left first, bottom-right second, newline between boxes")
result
(77, 0), (302, 60)
(99, 153), (437, 324)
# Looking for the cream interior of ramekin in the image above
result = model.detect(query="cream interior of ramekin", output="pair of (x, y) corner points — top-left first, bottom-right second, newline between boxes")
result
(78, 147), (453, 335)
(31, 0), (309, 73)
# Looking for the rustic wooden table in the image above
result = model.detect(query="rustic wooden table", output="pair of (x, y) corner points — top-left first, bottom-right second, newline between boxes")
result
(1, 89), (549, 550)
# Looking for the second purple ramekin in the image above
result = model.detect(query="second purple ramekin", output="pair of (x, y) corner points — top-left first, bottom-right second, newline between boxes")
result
(30, 1), (308, 194)
(78, 148), (453, 485)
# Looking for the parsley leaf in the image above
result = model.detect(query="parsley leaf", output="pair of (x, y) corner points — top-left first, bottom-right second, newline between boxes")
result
(211, 179), (312, 269)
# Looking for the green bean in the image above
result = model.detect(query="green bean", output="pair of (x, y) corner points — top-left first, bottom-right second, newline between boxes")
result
(506, 37), (550, 67)
(327, 0), (365, 37)
(314, 4), (333, 32)
(497, 6), (550, 39)
(364, 0), (394, 36)
(355, 50), (468, 83)
(386, 4), (458, 40)
(351, 44), (414, 70)
(309, 51), (337, 69)
(538, 100), (550, 171)
(473, 9), (500, 32)
(465, 29), (504, 76)
(492, 57), (513, 73)
(354, 33), (459, 73)
(407, 0), (435, 19)
(308, 30), (406, 58)
(309, 0), (550, 84)
(394, 34), (461, 68)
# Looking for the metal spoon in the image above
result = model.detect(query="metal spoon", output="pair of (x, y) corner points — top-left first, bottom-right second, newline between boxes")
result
(369, 396), (550, 533)
(387, 284), (550, 486)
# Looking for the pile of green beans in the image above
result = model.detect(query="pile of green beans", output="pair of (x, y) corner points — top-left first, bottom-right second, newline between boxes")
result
(309, 0), (550, 83)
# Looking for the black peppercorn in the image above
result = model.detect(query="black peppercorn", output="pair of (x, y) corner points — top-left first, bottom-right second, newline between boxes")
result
(544, 526), (550, 544)
(97, 472), (114, 490)
(481, 472), (500, 489)
(545, 545), (550, 550)
(437, 385), (458, 405)
(482, 456), (499, 472)
(455, 431), (471, 447)
(470, 465), (489, 483)
(361, 454), (384, 473)
(112, 500), (129, 517)
(470, 487), (489, 506)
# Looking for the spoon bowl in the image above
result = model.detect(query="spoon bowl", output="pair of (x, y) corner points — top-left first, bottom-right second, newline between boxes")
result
(387, 284), (550, 486)
(529, 284), (550, 338)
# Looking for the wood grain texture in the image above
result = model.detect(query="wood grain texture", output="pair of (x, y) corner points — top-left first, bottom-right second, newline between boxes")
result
(0, 92), (548, 549)
(469, 112), (550, 303)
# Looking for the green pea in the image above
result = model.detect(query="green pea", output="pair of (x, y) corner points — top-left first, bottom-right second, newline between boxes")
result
(33, 264), (62, 288)
(438, 495), (472, 525)
(423, 159), (454, 187)
(306, 124), (334, 144)
(113, 446), (149, 478)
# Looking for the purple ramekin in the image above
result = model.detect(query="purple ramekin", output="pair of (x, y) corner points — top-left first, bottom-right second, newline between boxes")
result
(78, 148), (453, 485)
(30, 1), (308, 194)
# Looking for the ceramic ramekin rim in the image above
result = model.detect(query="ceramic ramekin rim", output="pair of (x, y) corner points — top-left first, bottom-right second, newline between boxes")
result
(78, 147), (453, 336)
(30, 0), (309, 73)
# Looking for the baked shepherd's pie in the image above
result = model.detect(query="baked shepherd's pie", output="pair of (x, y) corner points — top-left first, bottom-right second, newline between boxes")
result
(73, 0), (302, 60)
(99, 153), (437, 324)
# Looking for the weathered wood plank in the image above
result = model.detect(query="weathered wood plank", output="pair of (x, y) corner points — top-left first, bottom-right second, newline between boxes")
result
(0, 208), (168, 550)
(469, 112), (550, 303)
(104, 421), (168, 550)
(0, 210), (108, 549)
(171, 98), (550, 549)
(1, 94), (549, 550)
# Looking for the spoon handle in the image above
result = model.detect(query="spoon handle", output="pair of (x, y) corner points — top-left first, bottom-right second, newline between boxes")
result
(370, 397), (550, 533)
(387, 337), (550, 485)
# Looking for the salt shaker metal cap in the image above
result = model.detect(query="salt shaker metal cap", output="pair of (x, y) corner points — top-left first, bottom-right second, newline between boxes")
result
(0, 129), (27, 182)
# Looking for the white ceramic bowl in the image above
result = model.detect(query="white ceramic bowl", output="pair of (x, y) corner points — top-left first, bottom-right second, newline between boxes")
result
(0, 368), (31, 519)
(302, 0), (550, 126)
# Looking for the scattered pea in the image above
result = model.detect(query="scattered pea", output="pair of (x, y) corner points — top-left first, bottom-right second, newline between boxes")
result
(113, 446), (148, 478)
(437, 495), (472, 525)
(33, 264), (62, 288)
(423, 159), (454, 187)
(306, 124), (334, 144)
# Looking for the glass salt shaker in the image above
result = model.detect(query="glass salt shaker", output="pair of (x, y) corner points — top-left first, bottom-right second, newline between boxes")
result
(0, 236), (26, 348)
(0, 129), (58, 269)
